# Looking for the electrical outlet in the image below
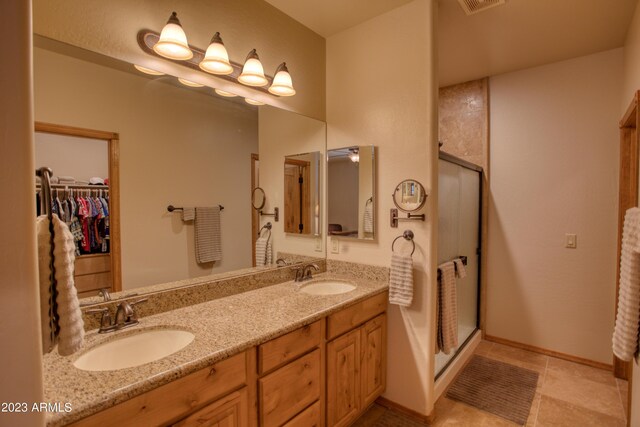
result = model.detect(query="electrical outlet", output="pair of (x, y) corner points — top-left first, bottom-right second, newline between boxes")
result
(331, 238), (340, 254)
(565, 234), (577, 249)
(315, 238), (322, 252)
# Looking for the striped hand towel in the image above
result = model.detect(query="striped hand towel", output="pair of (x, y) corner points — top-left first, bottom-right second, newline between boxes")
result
(182, 207), (195, 221)
(194, 206), (222, 264)
(255, 235), (272, 266)
(613, 207), (640, 361)
(454, 258), (467, 279)
(389, 253), (413, 306)
(363, 198), (374, 234)
(437, 261), (458, 355)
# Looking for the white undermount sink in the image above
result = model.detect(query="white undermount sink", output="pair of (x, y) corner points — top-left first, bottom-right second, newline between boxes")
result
(299, 280), (356, 296)
(74, 329), (195, 372)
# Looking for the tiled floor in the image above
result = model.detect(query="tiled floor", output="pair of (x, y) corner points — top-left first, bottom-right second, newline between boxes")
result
(354, 340), (628, 426)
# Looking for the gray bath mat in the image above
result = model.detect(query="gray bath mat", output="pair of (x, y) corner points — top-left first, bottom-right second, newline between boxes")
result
(446, 355), (539, 425)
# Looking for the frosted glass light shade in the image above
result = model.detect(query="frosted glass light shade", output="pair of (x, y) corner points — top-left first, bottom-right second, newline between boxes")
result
(134, 65), (165, 76)
(268, 63), (296, 96)
(153, 12), (193, 60)
(178, 78), (204, 87)
(245, 98), (265, 106)
(214, 89), (238, 97)
(238, 50), (268, 87)
(200, 33), (233, 75)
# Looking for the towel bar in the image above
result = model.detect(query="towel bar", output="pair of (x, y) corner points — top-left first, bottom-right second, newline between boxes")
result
(167, 204), (224, 212)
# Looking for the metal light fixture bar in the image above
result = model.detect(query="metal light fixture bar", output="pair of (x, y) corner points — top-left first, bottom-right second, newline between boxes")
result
(137, 29), (276, 96)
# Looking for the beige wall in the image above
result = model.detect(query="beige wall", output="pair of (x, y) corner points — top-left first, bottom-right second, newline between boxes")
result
(35, 133), (109, 182)
(621, 2), (640, 424)
(487, 48), (623, 364)
(258, 106), (326, 258)
(326, 0), (438, 415)
(34, 47), (258, 289)
(32, 0), (325, 121)
(0, 1), (45, 425)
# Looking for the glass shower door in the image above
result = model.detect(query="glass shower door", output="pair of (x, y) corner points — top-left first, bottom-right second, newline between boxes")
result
(435, 155), (481, 377)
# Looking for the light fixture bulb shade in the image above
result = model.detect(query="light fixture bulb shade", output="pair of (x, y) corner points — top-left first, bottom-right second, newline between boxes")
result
(214, 89), (238, 97)
(238, 50), (268, 87)
(268, 63), (296, 96)
(134, 64), (165, 76)
(245, 98), (265, 106)
(153, 12), (193, 60)
(200, 33), (233, 75)
(178, 77), (204, 87)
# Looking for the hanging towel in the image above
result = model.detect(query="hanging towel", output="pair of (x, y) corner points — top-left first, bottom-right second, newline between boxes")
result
(437, 261), (458, 355)
(194, 207), (222, 264)
(255, 234), (272, 266)
(37, 215), (84, 355)
(182, 207), (195, 221)
(52, 215), (85, 355)
(454, 258), (467, 279)
(36, 216), (56, 354)
(363, 198), (374, 234)
(613, 207), (640, 361)
(389, 253), (413, 306)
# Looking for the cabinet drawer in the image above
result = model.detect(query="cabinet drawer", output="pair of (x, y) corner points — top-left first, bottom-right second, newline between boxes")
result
(173, 387), (249, 427)
(71, 350), (248, 427)
(75, 254), (111, 276)
(258, 320), (321, 375)
(259, 349), (321, 427)
(283, 401), (320, 427)
(327, 292), (388, 340)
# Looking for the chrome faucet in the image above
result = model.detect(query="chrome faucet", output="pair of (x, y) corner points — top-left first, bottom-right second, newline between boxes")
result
(86, 298), (148, 333)
(294, 263), (320, 282)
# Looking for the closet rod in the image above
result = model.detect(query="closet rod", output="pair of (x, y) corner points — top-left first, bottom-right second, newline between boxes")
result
(36, 183), (109, 189)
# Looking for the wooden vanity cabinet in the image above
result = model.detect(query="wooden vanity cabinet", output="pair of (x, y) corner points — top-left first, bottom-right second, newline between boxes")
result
(326, 293), (388, 427)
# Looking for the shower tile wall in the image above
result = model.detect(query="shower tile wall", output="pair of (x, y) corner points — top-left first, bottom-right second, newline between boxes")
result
(438, 78), (488, 169)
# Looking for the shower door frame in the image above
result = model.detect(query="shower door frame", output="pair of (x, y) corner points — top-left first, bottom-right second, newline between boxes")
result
(436, 151), (483, 379)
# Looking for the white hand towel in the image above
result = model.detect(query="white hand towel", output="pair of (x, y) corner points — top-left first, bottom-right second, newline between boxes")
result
(255, 234), (273, 267)
(52, 215), (84, 355)
(389, 253), (413, 306)
(363, 199), (374, 234)
(194, 207), (222, 264)
(36, 216), (55, 354)
(37, 215), (84, 355)
(437, 261), (458, 355)
(454, 258), (467, 279)
(613, 208), (640, 361)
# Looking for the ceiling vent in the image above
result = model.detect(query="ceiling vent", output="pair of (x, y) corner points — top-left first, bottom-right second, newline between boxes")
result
(457, 0), (506, 15)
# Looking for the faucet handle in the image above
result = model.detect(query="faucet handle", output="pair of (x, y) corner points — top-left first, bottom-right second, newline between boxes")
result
(85, 307), (112, 329)
(98, 288), (111, 302)
(130, 298), (148, 307)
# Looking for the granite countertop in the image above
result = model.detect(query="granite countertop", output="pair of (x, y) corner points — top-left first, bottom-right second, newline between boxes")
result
(44, 272), (388, 426)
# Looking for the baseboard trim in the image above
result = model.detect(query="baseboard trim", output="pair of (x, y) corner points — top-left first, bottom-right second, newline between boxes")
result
(484, 334), (612, 371)
(375, 397), (434, 424)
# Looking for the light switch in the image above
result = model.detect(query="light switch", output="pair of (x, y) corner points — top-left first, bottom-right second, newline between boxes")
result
(331, 238), (340, 254)
(315, 238), (322, 252)
(565, 234), (577, 249)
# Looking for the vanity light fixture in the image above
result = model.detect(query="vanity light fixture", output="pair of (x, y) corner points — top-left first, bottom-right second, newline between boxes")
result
(200, 32), (234, 75)
(245, 98), (265, 106)
(238, 49), (268, 87)
(153, 12), (193, 61)
(268, 63), (296, 96)
(133, 64), (165, 76)
(177, 77), (204, 87)
(214, 89), (238, 97)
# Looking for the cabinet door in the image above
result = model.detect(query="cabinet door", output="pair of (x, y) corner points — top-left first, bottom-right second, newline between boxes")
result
(361, 314), (387, 408)
(173, 387), (248, 427)
(326, 329), (361, 427)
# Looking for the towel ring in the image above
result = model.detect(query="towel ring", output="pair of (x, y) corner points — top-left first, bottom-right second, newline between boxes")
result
(392, 229), (415, 256)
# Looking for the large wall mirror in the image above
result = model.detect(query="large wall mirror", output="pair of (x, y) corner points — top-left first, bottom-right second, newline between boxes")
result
(33, 35), (326, 300)
(327, 146), (376, 240)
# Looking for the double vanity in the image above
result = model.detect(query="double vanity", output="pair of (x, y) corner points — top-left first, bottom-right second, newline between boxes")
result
(44, 263), (389, 427)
